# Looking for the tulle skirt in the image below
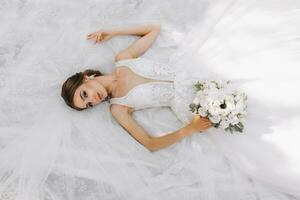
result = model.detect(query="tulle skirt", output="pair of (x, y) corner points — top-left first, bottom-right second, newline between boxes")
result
(1, 0), (300, 199)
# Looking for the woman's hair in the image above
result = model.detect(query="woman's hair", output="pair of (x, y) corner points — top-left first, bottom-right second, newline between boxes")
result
(61, 69), (103, 111)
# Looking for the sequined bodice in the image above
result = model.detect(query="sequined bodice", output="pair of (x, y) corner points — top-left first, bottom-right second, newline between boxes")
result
(109, 57), (176, 110)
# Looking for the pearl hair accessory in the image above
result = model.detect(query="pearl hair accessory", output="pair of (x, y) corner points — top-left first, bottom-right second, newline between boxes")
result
(89, 74), (96, 80)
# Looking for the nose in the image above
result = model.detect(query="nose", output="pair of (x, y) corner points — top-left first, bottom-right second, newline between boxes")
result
(87, 94), (97, 106)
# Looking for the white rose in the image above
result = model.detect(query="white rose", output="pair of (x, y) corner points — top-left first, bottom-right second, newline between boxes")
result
(196, 91), (204, 96)
(235, 101), (244, 113)
(219, 118), (229, 129)
(198, 107), (208, 117)
(234, 92), (247, 103)
(199, 97), (208, 107)
(225, 95), (235, 104)
(226, 101), (235, 112)
(208, 101), (222, 115)
(217, 93), (226, 102)
(209, 114), (221, 123)
(229, 114), (239, 125)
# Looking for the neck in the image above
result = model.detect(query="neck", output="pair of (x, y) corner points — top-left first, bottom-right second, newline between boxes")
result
(94, 73), (117, 96)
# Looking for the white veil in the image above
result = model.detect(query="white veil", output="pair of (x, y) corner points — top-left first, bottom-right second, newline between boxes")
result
(1, 0), (300, 199)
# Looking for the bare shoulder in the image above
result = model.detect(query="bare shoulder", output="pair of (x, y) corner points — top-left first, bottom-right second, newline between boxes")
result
(110, 104), (134, 116)
(115, 51), (135, 62)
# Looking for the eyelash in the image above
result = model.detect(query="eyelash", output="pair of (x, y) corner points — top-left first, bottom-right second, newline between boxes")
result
(82, 91), (92, 108)
(83, 91), (88, 98)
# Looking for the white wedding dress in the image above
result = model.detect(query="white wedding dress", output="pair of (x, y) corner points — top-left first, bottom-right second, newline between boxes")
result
(1, 0), (300, 200)
(109, 57), (300, 200)
(110, 57), (195, 125)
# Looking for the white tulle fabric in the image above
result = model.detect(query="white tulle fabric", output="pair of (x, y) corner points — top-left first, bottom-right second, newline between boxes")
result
(1, 0), (300, 200)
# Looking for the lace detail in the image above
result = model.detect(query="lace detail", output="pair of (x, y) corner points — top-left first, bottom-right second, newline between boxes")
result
(110, 57), (176, 110)
(170, 71), (197, 125)
(110, 82), (174, 110)
(114, 57), (176, 81)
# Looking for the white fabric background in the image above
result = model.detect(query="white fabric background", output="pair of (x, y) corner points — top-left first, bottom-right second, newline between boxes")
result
(0, 0), (300, 199)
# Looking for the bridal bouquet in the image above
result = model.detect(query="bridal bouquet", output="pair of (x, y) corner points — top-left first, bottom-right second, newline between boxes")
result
(189, 80), (247, 133)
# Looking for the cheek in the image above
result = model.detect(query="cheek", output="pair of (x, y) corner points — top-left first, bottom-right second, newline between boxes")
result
(98, 84), (107, 95)
(102, 87), (107, 95)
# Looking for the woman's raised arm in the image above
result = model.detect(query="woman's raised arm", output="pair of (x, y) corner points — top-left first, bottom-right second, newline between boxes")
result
(87, 24), (161, 61)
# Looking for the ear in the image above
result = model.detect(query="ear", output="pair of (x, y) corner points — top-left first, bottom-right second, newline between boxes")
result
(83, 75), (89, 82)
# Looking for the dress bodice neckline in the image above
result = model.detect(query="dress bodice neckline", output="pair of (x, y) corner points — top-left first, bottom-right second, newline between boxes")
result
(108, 57), (177, 110)
(110, 65), (174, 101)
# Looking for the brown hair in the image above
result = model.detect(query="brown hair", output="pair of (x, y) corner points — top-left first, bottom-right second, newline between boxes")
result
(61, 69), (103, 111)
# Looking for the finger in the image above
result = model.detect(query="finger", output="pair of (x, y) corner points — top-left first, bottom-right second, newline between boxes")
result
(202, 121), (211, 127)
(95, 35), (99, 44)
(203, 118), (211, 123)
(206, 120), (212, 125)
(99, 34), (104, 43)
(98, 35), (103, 42)
(87, 34), (96, 40)
(88, 31), (97, 37)
(206, 123), (212, 128)
(87, 34), (95, 39)
(200, 118), (210, 123)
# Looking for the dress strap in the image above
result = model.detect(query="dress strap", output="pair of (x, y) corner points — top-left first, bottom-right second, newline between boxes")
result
(114, 58), (137, 68)
(109, 95), (133, 108)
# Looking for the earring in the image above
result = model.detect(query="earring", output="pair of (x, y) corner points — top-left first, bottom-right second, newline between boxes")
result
(104, 95), (111, 102)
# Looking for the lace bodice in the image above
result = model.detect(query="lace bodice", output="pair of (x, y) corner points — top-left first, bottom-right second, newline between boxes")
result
(109, 57), (177, 110)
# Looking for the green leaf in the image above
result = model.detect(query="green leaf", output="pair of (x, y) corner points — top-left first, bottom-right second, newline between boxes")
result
(189, 103), (196, 113)
(194, 82), (204, 91)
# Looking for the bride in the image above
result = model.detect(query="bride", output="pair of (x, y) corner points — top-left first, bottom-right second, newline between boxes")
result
(59, 24), (300, 199)
(1, 1), (300, 198)
(61, 24), (212, 152)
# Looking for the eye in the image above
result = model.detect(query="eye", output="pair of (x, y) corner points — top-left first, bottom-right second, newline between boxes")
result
(83, 91), (88, 98)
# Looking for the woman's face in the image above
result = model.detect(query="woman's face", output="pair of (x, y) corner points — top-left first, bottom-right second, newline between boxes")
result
(73, 75), (108, 109)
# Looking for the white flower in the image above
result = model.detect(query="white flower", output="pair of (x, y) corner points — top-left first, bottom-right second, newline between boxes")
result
(228, 113), (239, 125)
(190, 80), (247, 133)
(209, 114), (221, 123)
(208, 100), (222, 116)
(198, 107), (208, 117)
(219, 108), (230, 116)
(219, 118), (229, 129)
(216, 93), (226, 102)
(199, 97), (208, 108)
(235, 101), (244, 113)
(225, 95), (235, 104)
(234, 92), (247, 103)
(196, 90), (204, 98)
(226, 101), (235, 112)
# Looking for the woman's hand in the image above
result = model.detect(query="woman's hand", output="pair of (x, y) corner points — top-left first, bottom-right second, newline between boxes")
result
(87, 30), (115, 44)
(188, 115), (212, 133)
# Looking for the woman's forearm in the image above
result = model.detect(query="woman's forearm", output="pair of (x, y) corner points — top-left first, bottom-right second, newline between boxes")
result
(110, 24), (160, 37)
(148, 125), (196, 152)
